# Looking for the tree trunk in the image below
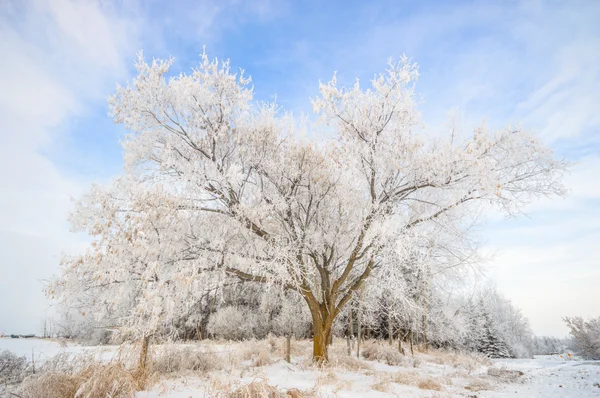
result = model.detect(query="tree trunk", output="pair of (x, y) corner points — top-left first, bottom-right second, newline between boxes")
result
(356, 306), (362, 358)
(285, 335), (291, 363)
(349, 308), (354, 338)
(409, 330), (414, 356)
(136, 335), (151, 388)
(312, 322), (330, 363)
(138, 335), (150, 370)
(398, 334), (404, 355)
(388, 313), (393, 345)
(422, 314), (429, 353)
(349, 308), (355, 354)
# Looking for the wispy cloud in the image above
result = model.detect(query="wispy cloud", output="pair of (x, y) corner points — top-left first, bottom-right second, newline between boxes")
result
(0, 0), (139, 333)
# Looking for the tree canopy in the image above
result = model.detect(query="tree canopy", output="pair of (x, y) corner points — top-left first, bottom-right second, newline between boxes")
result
(48, 51), (567, 361)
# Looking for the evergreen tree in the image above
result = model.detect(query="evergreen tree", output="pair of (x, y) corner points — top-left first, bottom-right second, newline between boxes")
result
(477, 310), (512, 358)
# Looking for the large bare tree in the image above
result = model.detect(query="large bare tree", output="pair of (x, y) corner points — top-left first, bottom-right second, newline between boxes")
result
(49, 52), (566, 362)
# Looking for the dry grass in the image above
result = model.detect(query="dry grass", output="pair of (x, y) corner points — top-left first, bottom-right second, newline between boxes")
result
(285, 387), (317, 398)
(76, 363), (138, 397)
(361, 341), (408, 366)
(487, 366), (524, 381)
(465, 379), (494, 392)
(220, 378), (315, 398)
(390, 370), (421, 385)
(417, 377), (443, 391)
(228, 380), (284, 398)
(371, 379), (392, 392)
(240, 340), (277, 367)
(315, 370), (338, 385)
(362, 369), (448, 393)
(426, 349), (492, 372)
(12, 339), (506, 397)
(151, 345), (224, 374)
(19, 372), (82, 398)
(327, 353), (373, 372)
(18, 363), (139, 398)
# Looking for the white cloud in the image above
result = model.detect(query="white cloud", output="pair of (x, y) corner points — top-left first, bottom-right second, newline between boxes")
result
(0, 0), (138, 334)
(0, 0), (284, 335)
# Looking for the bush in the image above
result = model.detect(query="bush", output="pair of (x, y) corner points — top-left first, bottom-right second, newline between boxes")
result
(208, 306), (259, 340)
(564, 316), (600, 359)
(0, 350), (28, 386)
(361, 341), (407, 366)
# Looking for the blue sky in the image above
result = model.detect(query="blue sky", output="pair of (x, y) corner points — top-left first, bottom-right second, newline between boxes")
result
(1, 0), (598, 336)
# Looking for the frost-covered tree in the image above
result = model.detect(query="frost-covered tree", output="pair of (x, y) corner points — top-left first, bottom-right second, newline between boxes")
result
(477, 310), (512, 358)
(49, 51), (566, 362)
(564, 316), (600, 359)
(531, 336), (569, 355)
(462, 287), (532, 358)
(485, 288), (533, 358)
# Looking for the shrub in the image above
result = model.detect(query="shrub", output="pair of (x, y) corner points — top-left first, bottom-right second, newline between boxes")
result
(0, 350), (28, 386)
(361, 341), (407, 366)
(208, 306), (259, 340)
(564, 316), (600, 359)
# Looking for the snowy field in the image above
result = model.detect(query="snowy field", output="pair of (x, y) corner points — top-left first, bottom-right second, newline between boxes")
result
(2, 337), (599, 397)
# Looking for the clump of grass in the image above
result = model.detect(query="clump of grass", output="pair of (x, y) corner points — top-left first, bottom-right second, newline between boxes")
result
(361, 341), (407, 366)
(384, 369), (446, 392)
(241, 340), (276, 367)
(151, 345), (224, 374)
(390, 370), (421, 385)
(371, 379), (391, 392)
(226, 380), (316, 398)
(427, 349), (492, 371)
(18, 363), (138, 398)
(315, 370), (338, 385)
(487, 366), (524, 381)
(19, 372), (82, 398)
(285, 387), (317, 398)
(327, 354), (373, 372)
(417, 377), (443, 391)
(228, 380), (283, 398)
(76, 363), (138, 397)
(412, 356), (422, 368)
(465, 379), (493, 392)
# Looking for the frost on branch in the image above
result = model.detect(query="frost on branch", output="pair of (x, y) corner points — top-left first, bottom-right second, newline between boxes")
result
(49, 51), (567, 360)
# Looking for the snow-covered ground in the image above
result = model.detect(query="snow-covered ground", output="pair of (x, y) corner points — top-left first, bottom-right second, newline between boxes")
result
(0, 336), (119, 365)
(484, 356), (600, 397)
(2, 338), (599, 397)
